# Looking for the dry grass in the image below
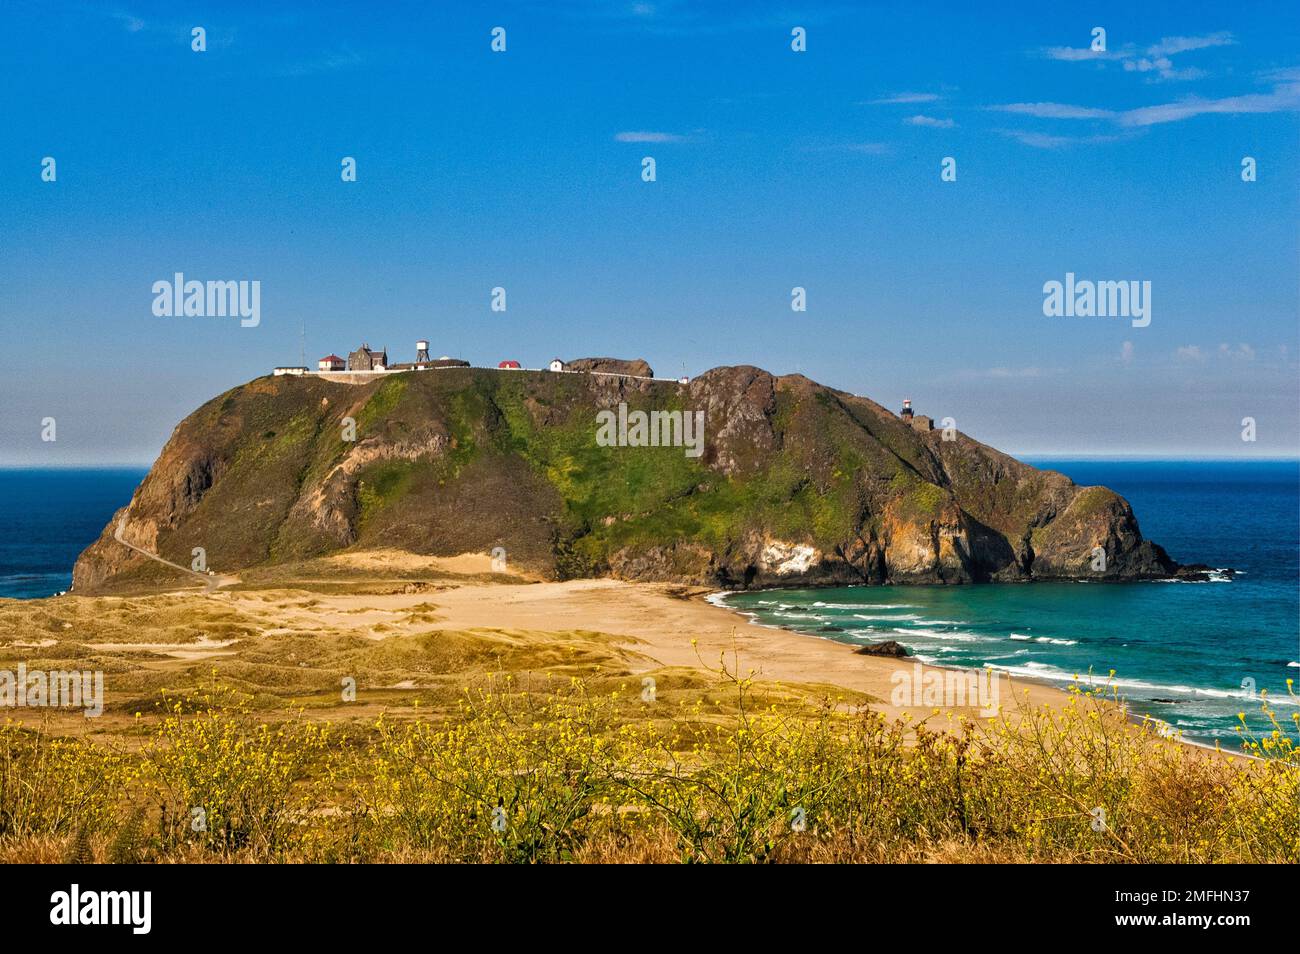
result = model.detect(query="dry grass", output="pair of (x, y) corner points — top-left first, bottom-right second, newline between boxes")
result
(0, 659), (1295, 865)
(1, 586), (1295, 864)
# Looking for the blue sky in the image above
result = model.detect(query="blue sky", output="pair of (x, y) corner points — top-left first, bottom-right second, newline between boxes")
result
(2, 0), (1297, 464)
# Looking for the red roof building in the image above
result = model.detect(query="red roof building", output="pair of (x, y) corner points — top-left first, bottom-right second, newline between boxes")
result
(318, 354), (346, 371)
(497, 360), (522, 369)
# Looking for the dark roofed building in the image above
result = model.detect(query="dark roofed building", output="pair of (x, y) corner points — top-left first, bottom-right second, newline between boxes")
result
(348, 343), (388, 371)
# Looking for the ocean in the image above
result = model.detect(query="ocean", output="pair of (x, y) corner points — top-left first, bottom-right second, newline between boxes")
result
(721, 459), (1300, 745)
(1, 461), (1296, 744)
(0, 468), (147, 599)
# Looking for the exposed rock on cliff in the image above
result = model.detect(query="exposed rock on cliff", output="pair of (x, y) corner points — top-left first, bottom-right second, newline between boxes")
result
(566, 357), (654, 378)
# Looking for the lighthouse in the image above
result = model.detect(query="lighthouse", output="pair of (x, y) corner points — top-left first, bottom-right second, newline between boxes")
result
(415, 340), (430, 363)
(901, 399), (914, 421)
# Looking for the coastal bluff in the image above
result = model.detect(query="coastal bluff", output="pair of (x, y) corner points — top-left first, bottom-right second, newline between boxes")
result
(74, 363), (1188, 593)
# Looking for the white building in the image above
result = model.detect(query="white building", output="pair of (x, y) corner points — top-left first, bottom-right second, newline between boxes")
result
(548, 358), (566, 372)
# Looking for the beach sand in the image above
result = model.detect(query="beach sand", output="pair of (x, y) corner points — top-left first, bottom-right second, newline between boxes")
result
(218, 569), (1074, 725)
(0, 547), (1121, 738)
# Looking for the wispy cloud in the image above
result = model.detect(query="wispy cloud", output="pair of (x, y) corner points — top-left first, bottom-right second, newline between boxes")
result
(95, 6), (237, 49)
(995, 128), (1121, 149)
(1259, 66), (1300, 83)
(109, 8), (145, 32)
(1042, 31), (1235, 81)
(1042, 46), (1129, 62)
(904, 115), (956, 128)
(992, 78), (1300, 136)
(613, 131), (689, 143)
(1124, 59), (1206, 82)
(1175, 343), (1258, 364)
(1218, 343), (1256, 360)
(801, 140), (894, 157)
(1148, 32), (1235, 58)
(992, 102), (1117, 120)
(1119, 81), (1300, 126)
(869, 91), (941, 104)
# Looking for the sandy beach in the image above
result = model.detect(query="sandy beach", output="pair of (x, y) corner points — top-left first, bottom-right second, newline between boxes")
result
(217, 552), (1077, 726)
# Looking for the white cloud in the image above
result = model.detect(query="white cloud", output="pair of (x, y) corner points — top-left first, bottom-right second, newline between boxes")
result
(990, 80), (1300, 132)
(870, 92), (941, 104)
(904, 115), (956, 128)
(613, 131), (688, 143)
(1259, 66), (1300, 83)
(1042, 46), (1130, 62)
(1148, 32), (1235, 58)
(1120, 341), (1135, 365)
(1042, 31), (1234, 82)
(1123, 56), (1207, 82)
(997, 130), (1074, 148)
(992, 102), (1117, 119)
(1218, 343), (1256, 360)
(996, 128), (1119, 149)
(1119, 82), (1300, 126)
(111, 10), (145, 32)
(1176, 345), (1207, 363)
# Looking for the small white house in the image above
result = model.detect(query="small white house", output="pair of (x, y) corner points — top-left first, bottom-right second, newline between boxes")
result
(318, 354), (345, 372)
(548, 358), (566, 372)
(274, 366), (307, 376)
(677, 375), (689, 384)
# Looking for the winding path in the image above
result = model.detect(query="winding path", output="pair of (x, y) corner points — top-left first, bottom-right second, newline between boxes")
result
(113, 517), (237, 592)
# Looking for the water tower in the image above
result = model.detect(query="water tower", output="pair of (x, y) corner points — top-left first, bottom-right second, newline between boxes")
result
(416, 339), (430, 362)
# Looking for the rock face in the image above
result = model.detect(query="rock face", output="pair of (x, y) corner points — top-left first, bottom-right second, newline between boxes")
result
(73, 364), (1184, 593)
(566, 357), (654, 378)
(854, 640), (911, 657)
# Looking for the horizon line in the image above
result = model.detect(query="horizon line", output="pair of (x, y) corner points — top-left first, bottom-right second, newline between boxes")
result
(4, 454), (1299, 470)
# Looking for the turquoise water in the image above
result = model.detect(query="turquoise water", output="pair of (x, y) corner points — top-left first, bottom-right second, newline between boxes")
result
(722, 460), (1300, 745)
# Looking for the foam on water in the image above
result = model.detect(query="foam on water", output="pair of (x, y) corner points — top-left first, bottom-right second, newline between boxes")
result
(890, 627), (983, 642)
(814, 601), (915, 609)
